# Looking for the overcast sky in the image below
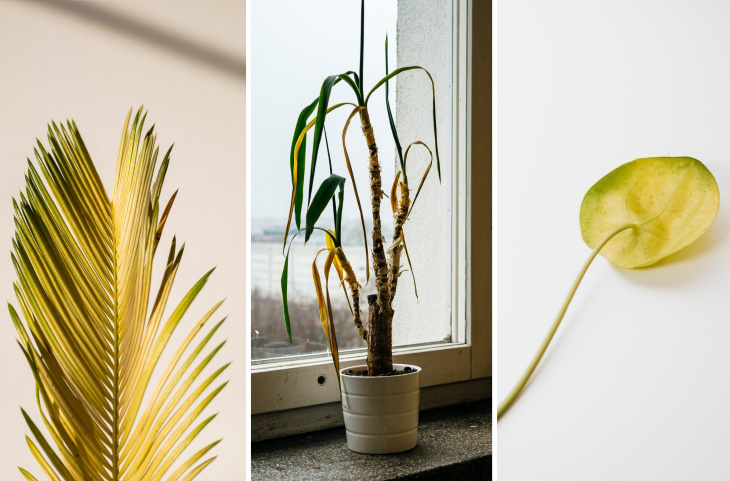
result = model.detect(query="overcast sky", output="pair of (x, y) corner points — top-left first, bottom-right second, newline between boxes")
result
(251, 0), (398, 225)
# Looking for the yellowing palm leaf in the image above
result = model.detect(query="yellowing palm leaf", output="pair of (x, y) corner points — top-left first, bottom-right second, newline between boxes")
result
(10, 109), (228, 480)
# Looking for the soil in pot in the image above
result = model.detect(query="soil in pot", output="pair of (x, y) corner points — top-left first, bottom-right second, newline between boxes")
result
(342, 366), (417, 376)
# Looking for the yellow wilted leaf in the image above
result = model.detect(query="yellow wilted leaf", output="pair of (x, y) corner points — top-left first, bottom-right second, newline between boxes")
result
(323, 248), (341, 394)
(312, 248), (332, 352)
(325, 232), (343, 281)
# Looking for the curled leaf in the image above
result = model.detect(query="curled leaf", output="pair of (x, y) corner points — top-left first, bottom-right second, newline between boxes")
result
(365, 66), (440, 180)
(403, 141), (433, 217)
(580, 156), (720, 268)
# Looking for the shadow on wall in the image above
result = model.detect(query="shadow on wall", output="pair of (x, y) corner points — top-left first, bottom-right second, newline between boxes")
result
(31, 0), (246, 81)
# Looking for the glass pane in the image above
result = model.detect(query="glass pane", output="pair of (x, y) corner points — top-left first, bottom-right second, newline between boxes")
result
(251, 0), (452, 362)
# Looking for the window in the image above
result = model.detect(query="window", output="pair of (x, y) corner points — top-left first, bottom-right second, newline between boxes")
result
(250, 1), (401, 361)
(248, 0), (487, 439)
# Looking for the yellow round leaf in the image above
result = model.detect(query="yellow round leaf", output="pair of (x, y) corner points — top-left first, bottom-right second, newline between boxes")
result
(580, 156), (720, 268)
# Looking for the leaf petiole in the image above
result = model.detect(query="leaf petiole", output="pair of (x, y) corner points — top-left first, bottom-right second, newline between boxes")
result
(497, 223), (633, 419)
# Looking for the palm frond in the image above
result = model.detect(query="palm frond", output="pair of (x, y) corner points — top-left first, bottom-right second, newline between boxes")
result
(10, 108), (227, 480)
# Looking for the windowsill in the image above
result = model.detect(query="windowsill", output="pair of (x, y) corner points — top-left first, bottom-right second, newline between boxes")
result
(251, 400), (492, 481)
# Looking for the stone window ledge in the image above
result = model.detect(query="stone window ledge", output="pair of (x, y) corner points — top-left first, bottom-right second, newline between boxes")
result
(251, 401), (492, 480)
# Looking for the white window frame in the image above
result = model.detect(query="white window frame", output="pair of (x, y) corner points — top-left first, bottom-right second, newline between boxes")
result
(250, 0), (485, 437)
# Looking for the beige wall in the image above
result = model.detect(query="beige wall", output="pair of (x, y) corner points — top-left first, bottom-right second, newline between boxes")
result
(0, 2), (245, 479)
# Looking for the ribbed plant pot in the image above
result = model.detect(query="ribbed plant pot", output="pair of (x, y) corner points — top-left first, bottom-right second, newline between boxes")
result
(339, 364), (422, 454)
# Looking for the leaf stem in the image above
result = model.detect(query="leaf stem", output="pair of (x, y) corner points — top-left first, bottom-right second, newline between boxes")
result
(497, 223), (633, 419)
(112, 216), (120, 479)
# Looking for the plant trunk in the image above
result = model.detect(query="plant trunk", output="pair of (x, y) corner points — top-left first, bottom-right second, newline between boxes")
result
(360, 108), (393, 375)
(367, 294), (392, 375)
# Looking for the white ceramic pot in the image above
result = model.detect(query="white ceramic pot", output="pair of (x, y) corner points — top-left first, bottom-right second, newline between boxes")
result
(339, 364), (422, 454)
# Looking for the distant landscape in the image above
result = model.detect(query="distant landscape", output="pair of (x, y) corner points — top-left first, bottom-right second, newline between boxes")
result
(251, 217), (381, 360)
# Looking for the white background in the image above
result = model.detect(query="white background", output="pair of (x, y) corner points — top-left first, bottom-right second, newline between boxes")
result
(496, 0), (730, 479)
(0, 1), (245, 479)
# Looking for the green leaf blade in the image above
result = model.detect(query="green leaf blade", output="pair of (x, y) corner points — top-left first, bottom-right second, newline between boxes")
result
(384, 35), (405, 178)
(290, 98), (319, 230)
(305, 174), (346, 243)
(281, 249), (292, 343)
(308, 75), (340, 207)
(335, 184), (345, 243)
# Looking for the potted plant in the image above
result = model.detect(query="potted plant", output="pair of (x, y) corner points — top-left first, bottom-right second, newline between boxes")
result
(9, 109), (228, 479)
(280, 1), (440, 454)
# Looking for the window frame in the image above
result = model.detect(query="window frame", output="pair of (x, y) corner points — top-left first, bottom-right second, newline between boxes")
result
(249, 0), (486, 435)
